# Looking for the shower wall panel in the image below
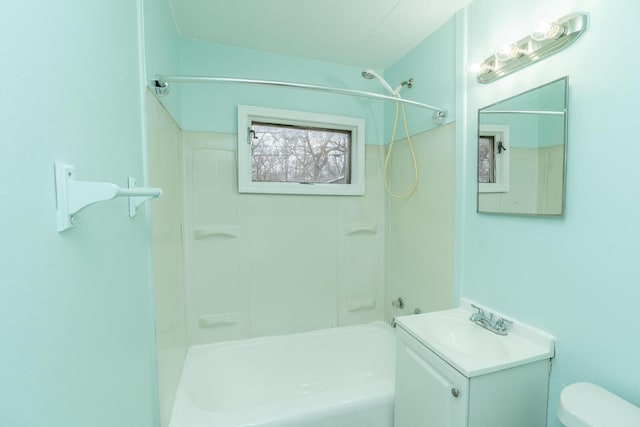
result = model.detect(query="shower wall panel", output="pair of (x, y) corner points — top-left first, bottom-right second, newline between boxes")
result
(337, 147), (387, 326)
(478, 145), (563, 215)
(183, 132), (386, 344)
(183, 133), (249, 344)
(386, 123), (456, 320)
(146, 91), (187, 427)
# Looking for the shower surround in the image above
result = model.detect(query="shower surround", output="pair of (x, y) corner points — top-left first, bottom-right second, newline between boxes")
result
(146, 90), (455, 425)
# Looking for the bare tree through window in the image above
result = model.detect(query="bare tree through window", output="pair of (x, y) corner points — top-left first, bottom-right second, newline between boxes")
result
(478, 135), (495, 184)
(250, 122), (351, 184)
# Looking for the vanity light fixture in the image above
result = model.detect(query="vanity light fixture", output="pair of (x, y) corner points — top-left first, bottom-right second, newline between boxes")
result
(468, 61), (493, 75)
(530, 16), (565, 41)
(494, 41), (522, 62)
(476, 12), (588, 84)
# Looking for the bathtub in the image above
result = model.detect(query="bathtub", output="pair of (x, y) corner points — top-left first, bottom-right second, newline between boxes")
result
(169, 321), (395, 427)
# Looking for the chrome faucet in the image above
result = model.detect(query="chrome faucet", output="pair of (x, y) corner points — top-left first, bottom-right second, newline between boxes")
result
(470, 304), (513, 335)
(470, 304), (485, 322)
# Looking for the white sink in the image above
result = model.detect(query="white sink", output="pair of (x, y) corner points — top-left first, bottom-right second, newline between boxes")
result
(395, 298), (555, 377)
(420, 314), (509, 360)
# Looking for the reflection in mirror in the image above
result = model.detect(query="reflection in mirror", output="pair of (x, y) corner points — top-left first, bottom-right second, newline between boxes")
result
(477, 77), (568, 216)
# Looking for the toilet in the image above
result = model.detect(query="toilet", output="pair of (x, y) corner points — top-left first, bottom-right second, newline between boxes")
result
(558, 382), (640, 426)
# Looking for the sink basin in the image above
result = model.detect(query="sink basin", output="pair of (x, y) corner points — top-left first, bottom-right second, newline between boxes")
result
(421, 315), (509, 360)
(395, 298), (555, 377)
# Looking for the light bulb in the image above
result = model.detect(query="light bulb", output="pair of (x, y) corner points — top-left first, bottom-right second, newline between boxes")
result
(468, 61), (493, 75)
(494, 41), (521, 62)
(530, 16), (565, 41)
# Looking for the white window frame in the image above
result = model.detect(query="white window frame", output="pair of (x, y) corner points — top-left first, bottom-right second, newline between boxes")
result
(478, 124), (510, 193)
(237, 105), (365, 195)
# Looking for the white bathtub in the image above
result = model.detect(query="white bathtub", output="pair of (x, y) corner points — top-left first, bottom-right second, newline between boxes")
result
(169, 321), (395, 427)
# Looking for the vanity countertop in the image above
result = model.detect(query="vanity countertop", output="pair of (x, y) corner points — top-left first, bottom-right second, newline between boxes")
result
(395, 298), (555, 377)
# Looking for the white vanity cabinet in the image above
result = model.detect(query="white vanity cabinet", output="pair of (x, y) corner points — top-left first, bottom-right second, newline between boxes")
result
(395, 324), (551, 427)
(395, 325), (469, 426)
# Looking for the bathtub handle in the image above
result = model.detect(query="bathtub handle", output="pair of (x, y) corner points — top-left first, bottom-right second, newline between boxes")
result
(391, 297), (404, 309)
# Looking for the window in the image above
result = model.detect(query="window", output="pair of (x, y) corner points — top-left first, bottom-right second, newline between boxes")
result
(478, 134), (496, 183)
(238, 105), (365, 195)
(478, 124), (510, 193)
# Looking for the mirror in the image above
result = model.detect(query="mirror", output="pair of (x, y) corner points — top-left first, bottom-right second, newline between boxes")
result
(477, 77), (568, 216)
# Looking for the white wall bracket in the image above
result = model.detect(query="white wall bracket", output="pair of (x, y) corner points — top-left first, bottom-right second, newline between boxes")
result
(54, 163), (163, 232)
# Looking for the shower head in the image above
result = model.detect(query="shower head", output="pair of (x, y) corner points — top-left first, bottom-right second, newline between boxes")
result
(361, 68), (399, 97)
(361, 69), (377, 80)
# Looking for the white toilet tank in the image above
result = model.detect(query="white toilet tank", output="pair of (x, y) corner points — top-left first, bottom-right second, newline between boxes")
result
(558, 382), (640, 427)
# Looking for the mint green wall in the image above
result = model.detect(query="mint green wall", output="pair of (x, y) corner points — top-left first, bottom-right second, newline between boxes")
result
(455, 0), (640, 425)
(384, 17), (457, 142)
(143, 0), (182, 124)
(177, 39), (386, 145)
(481, 79), (566, 148)
(480, 113), (540, 148)
(480, 113), (565, 149)
(146, 14), (456, 146)
(1, 2), (158, 426)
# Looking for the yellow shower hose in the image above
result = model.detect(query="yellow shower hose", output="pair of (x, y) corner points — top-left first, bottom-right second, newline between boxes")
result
(383, 103), (418, 198)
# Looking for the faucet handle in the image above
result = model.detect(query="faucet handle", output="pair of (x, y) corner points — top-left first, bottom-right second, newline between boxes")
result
(470, 304), (485, 321)
(495, 317), (513, 332)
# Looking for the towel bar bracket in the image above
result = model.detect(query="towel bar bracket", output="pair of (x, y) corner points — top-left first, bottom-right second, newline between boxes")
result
(54, 163), (163, 232)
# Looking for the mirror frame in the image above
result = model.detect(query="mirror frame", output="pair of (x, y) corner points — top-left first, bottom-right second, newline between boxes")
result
(477, 76), (569, 217)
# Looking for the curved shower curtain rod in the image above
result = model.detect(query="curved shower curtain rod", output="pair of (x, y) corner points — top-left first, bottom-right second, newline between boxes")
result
(152, 75), (447, 123)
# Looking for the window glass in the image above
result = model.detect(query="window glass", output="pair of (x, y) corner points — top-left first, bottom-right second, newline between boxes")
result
(238, 105), (364, 195)
(478, 135), (495, 184)
(478, 124), (510, 193)
(251, 122), (351, 184)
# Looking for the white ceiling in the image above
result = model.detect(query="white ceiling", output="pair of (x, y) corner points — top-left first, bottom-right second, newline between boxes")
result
(169, 0), (471, 69)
